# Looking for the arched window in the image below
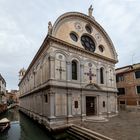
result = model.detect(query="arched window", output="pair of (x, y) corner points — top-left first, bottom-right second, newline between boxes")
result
(100, 67), (104, 84)
(72, 60), (77, 80)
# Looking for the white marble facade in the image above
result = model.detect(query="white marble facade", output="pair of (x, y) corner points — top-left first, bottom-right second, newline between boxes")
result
(19, 9), (118, 129)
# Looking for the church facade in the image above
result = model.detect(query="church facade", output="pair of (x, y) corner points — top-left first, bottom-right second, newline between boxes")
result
(19, 7), (118, 130)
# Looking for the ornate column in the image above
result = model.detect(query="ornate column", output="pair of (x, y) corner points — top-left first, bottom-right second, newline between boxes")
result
(49, 56), (55, 79)
(67, 91), (72, 117)
(105, 70), (108, 86)
(113, 72), (117, 88)
(33, 70), (36, 88)
(115, 94), (118, 113)
(81, 92), (86, 118)
(96, 68), (99, 84)
(107, 93), (111, 115)
(80, 63), (84, 83)
(40, 65), (43, 85)
(49, 90), (55, 119)
(66, 61), (71, 81)
(97, 95), (102, 116)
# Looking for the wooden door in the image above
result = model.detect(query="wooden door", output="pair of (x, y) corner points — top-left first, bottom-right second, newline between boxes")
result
(86, 96), (95, 116)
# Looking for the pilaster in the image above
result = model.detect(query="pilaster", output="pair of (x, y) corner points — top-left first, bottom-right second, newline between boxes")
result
(96, 68), (99, 84)
(66, 61), (71, 81)
(115, 94), (118, 113)
(107, 93), (111, 115)
(67, 91), (72, 117)
(105, 70), (108, 86)
(48, 90), (55, 119)
(81, 92), (86, 117)
(80, 63), (84, 83)
(49, 56), (55, 79)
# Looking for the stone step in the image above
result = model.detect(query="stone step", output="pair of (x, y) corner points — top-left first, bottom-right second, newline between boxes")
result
(85, 116), (108, 123)
(69, 125), (113, 140)
(69, 126), (102, 140)
(67, 130), (87, 140)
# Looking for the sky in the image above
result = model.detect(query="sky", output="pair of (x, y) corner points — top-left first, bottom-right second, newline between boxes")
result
(0, 0), (140, 90)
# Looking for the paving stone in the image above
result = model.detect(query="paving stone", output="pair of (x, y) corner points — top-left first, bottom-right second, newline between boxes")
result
(80, 111), (140, 140)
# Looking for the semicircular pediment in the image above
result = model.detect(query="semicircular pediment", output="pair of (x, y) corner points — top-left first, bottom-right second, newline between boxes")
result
(51, 12), (118, 62)
(85, 83), (101, 90)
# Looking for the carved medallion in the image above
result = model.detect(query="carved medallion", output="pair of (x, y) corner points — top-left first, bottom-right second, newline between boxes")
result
(95, 33), (101, 42)
(74, 22), (83, 32)
(88, 63), (92, 67)
(58, 55), (63, 59)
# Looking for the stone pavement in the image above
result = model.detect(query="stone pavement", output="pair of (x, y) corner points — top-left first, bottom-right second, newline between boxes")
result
(81, 111), (140, 140)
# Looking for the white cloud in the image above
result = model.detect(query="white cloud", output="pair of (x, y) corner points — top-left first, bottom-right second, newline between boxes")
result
(0, 0), (140, 89)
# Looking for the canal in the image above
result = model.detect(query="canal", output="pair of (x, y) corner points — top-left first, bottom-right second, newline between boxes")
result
(0, 108), (77, 140)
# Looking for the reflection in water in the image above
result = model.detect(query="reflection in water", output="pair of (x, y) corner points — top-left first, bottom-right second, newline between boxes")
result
(0, 108), (52, 140)
(19, 112), (52, 140)
(0, 108), (76, 140)
(0, 107), (19, 122)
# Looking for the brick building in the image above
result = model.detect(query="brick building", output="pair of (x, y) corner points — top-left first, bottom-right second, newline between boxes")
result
(116, 63), (140, 109)
(6, 90), (19, 105)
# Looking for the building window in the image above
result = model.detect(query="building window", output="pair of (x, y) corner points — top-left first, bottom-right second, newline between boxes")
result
(120, 101), (125, 104)
(137, 86), (140, 94)
(135, 71), (140, 79)
(70, 32), (78, 42)
(74, 101), (78, 108)
(116, 75), (124, 82)
(100, 67), (104, 84)
(81, 35), (96, 52)
(85, 24), (92, 34)
(117, 88), (125, 95)
(72, 60), (77, 80)
(45, 94), (48, 103)
(103, 101), (105, 107)
(98, 45), (104, 53)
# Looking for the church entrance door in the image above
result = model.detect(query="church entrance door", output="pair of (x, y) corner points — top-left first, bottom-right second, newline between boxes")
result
(86, 96), (95, 116)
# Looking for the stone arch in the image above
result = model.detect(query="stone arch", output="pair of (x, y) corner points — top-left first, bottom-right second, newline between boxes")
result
(53, 50), (69, 61)
(84, 59), (98, 67)
(69, 54), (81, 63)
(42, 53), (49, 64)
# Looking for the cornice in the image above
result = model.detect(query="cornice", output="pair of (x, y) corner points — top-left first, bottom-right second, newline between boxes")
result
(49, 36), (118, 63)
(18, 35), (50, 86)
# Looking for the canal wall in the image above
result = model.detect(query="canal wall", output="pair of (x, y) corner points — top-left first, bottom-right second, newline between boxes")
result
(19, 107), (77, 132)
(19, 107), (113, 140)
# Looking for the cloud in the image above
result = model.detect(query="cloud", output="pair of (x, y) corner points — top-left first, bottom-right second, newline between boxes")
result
(94, 0), (140, 67)
(0, 0), (140, 89)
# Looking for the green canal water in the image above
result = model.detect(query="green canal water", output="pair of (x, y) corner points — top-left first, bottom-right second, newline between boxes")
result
(0, 108), (77, 140)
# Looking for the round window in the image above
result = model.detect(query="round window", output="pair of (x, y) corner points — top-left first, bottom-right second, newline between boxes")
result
(70, 32), (78, 42)
(99, 45), (104, 52)
(81, 35), (95, 52)
(85, 25), (92, 34)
